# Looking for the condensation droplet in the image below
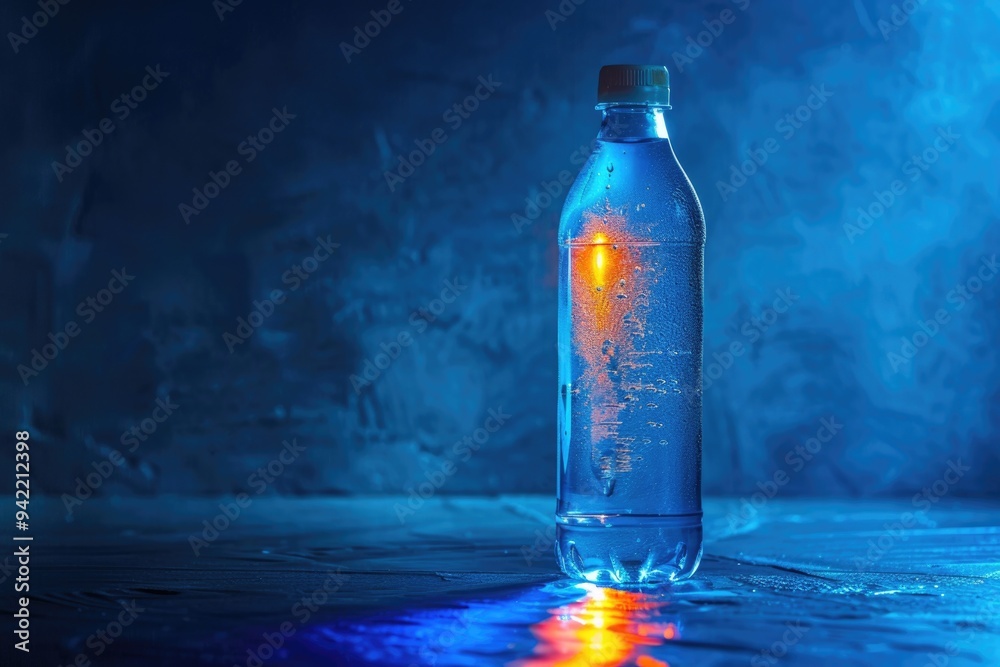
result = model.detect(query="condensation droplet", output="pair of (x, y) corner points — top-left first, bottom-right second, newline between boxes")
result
(660, 440), (668, 445)
(616, 293), (628, 299)
(607, 163), (614, 173)
(595, 286), (603, 292)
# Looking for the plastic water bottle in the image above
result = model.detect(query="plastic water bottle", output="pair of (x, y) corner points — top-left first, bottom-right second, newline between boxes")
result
(556, 65), (705, 584)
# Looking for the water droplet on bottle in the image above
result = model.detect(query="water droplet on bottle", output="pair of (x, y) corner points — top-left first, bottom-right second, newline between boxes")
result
(595, 286), (603, 292)
(619, 279), (626, 287)
(601, 339), (614, 355)
(607, 163), (614, 173)
(616, 293), (628, 299)
(605, 184), (611, 189)
(602, 477), (615, 495)
(612, 244), (618, 250)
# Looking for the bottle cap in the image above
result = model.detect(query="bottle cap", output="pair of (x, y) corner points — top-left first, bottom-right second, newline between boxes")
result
(597, 65), (671, 109)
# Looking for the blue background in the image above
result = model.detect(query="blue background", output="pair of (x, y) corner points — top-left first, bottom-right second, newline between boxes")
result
(1, 0), (997, 501)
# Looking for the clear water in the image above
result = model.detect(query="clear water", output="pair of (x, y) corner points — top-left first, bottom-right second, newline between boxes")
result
(556, 107), (705, 584)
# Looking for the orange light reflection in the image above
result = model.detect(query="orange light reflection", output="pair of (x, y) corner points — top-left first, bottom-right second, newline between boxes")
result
(570, 215), (643, 454)
(592, 233), (608, 287)
(512, 585), (679, 667)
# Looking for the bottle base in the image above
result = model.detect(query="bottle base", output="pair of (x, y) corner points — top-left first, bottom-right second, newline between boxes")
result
(555, 514), (702, 585)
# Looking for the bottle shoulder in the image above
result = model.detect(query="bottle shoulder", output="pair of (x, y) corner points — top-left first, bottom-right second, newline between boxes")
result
(558, 141), (706, 245)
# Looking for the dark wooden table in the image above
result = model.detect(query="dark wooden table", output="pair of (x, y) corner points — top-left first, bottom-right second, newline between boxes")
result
(7, 495), (1000, 666)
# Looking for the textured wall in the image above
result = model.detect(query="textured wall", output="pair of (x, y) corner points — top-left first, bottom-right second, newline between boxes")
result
(1, 0), (997, 499)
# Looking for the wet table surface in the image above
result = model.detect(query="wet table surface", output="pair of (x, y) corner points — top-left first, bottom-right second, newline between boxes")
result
(7, 495), (1000, 666)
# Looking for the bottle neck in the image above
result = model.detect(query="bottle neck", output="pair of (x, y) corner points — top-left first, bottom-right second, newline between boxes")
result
(598, 106), (670, 141)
